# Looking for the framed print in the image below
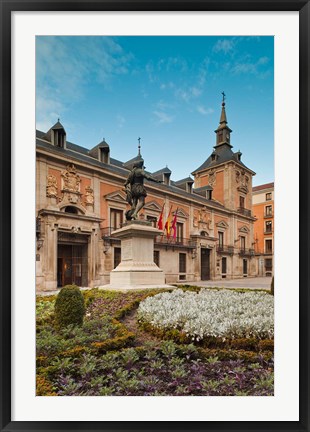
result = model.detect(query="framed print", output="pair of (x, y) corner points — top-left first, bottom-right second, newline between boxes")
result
(1, 0), (309, 431)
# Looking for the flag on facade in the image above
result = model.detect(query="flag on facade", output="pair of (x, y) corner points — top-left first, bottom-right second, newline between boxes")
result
(157, 203), (165, 230)
(171, 208), (178, 239)
(164, 206), (172, 238)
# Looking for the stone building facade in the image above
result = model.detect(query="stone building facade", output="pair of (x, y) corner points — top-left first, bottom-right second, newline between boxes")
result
(36, 101), (258, 292)
(252, 182), (274, 276)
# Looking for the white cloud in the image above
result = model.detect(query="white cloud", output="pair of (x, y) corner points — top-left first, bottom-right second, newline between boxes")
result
(213, 39), (235, 54)
(197, 106), (214, 116)
(231, 56), (270, 76)
(153, 111), (174, 124)
(36, 36), (133, 128)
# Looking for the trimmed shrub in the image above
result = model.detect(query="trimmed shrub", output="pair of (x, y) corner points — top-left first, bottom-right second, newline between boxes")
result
(54, 285), (85, 329)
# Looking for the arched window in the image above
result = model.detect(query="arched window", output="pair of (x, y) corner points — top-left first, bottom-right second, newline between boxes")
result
(64, 206), (78, 214)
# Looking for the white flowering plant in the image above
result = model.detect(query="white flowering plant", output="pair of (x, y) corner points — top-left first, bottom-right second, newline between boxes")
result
(137, 289), (274, 341)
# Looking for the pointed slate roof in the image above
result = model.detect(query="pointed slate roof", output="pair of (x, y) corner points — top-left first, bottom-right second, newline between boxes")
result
(51, 120), (66, 131)
(192, 144), (255, 175)
(152, 166), (172, 176)
(174, 176), (194, 186)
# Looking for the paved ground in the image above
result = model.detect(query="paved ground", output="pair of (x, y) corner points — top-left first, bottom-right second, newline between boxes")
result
(177, 277), (272, 290)
(37, 277), (271, 296)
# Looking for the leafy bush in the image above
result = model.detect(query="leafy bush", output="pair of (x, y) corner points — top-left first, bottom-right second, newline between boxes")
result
(137, 289), (274, 340)
(54, 285), (86, 328)
(36, 316), (118, 357)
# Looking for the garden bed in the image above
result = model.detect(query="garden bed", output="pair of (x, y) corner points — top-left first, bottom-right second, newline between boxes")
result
(36, 286), (274, 396)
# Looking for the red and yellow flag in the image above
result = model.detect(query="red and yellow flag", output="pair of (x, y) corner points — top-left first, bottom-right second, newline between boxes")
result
(171, 208), (178, 239)
(164, 206), (172, 238)
(157, 203), (165, 230)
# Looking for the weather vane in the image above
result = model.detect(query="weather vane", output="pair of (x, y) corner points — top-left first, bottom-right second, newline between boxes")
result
(222, 91), (226, 103)
(138, 137), (141, 155)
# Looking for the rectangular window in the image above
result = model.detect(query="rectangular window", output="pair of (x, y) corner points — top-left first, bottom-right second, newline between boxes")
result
(147, 215), (157, 228)
(110, 209), (123, 230)
(239, 196), (245, 208)
(154, 250), (160, 267)
(265, 205), (272, 217)
(265, 239), (273, 253)
(179, 253), (186, 273)
(218, 231), (224, 250)
(176, 222), (184, 243)
(265, 221), (272, 233)
(265, 258), (272, 271)
(266, 192), (272, 201)
(240, 236), (246, 251)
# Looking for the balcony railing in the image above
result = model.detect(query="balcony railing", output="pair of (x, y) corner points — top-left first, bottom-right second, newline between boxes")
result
(239, 248), (255, 257)
(237, 207), (252, 217)
(155, 235), (196, 249)
(216, 245), (234, 255)
(101, 228), (196, 249)
(264, 212), (273, 218)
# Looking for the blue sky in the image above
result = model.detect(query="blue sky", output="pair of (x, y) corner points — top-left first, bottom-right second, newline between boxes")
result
(36, 36), (274, 186)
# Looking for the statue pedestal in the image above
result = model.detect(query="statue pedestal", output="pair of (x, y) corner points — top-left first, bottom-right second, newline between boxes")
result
(109, 221), (167, 288)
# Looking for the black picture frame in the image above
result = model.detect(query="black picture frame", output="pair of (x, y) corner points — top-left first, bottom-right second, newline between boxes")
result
(1, 1), (309, 431)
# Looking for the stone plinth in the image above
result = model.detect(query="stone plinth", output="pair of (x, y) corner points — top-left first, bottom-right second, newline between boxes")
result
(109, 221), (166, 287)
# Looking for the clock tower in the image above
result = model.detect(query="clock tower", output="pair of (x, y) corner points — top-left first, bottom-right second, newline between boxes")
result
(192, 94), (256, 213)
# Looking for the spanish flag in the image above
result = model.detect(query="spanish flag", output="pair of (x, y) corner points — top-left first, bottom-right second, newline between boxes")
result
(157, 203), (165, 230)
(171, 208), (178, 239)
(165, 206), (172, 238)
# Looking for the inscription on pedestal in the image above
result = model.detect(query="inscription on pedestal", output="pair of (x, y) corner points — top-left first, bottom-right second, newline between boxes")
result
(122, 239), (132, 261)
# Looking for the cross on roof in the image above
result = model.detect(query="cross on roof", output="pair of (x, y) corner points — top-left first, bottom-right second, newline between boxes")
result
(138, 137), (141, 155)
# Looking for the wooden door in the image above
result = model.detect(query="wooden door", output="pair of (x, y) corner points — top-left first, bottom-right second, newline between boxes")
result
(201, 248), (210, 280)
(243, 259), (248, 276)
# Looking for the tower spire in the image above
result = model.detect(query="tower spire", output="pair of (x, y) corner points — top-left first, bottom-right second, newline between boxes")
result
(215, 92), (232, 147)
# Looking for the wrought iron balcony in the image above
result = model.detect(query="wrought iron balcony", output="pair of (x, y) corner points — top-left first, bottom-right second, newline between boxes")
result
(264, 212), (273, 218)
(155, 235), (196, 249)
(216, 245), (234, 255)
(237, 207), (252, 217)
(101, 228), (196, 250)
(239, 248), (255, 257)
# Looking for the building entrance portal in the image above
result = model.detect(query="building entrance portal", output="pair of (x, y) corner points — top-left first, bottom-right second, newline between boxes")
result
(201, 248), (210, 280)
(57, 233), (89, 287)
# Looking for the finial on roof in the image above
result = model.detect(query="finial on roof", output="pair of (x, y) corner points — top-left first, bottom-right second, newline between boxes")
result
(58, 118), (60, 122)
(219, 92), (228, 124)
(138, 137), (141, 156)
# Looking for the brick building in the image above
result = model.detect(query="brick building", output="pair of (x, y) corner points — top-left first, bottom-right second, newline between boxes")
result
(36, 100), (259, 292)
(252, 182), (274, 276)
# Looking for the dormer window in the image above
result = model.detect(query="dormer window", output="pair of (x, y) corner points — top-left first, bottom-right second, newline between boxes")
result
(186, 182), (193, 193)
(100, 147), (110, 164)
(206, 190), (212, 200)
(163, 172), (170, 185)
(54, 129), (66, 148)
(49, 120), (66, 149)
(211, 152), (217, 162)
